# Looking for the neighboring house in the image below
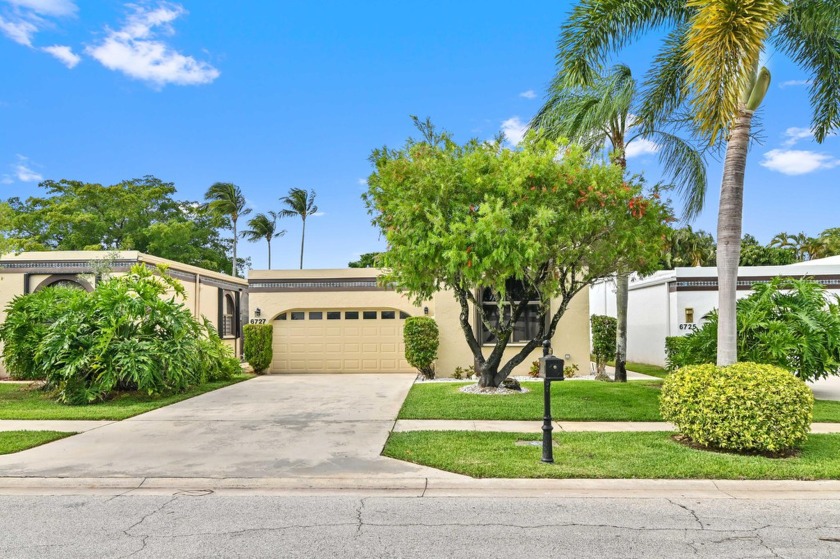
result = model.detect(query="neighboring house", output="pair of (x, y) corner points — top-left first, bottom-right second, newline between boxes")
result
(248, 268), (590, 376)
(590, 257), (840, 367)
(0, 251), (248, 377)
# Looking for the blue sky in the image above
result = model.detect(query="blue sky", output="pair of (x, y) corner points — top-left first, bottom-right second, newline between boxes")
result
(1, 1), (838, 270)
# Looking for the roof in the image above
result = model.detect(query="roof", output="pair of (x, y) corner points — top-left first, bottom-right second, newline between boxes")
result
(790, 255), (840, 266)
(0, 250), (248, 286)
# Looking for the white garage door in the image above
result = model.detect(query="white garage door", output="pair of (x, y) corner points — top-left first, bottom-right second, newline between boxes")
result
(270, 309), (415, 373)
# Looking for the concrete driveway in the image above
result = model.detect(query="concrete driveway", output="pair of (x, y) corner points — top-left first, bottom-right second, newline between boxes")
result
(0, 374), (447, 479)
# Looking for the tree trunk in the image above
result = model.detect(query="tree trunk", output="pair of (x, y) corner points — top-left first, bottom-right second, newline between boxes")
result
(299, 218), (306, 270)
(716, 109), (754, 366)
(614, 272), (629, 382)
(267, 238), (271, 270)
(232, 217), (238, 278)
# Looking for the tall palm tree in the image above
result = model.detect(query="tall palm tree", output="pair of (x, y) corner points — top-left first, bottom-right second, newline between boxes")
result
(278, 188), (318, 269)
(532, 64), (706, 382)
(554, 0), (840, 365)
(204, 182), (251, 277)
(241, 211), (285, 269)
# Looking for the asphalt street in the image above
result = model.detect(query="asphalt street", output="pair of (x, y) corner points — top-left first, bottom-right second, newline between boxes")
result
(2, 493), (840, 558)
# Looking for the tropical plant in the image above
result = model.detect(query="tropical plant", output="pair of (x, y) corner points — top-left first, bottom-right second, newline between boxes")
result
(403, 317), (439, 379)
(555, 0), (840, 366)
(364, 119), (669, 388)
(204, 182), (251, 277)
(668, 277), (840, 382)
(740, 234), (797, 266)
(590, 315), (617, 377)
(661, 362), (813, 453)
(7, 265), (239, 404)
(532, 64), (706, 382)
(0, 286), (88, 379)
(243, 324), (273, 374)
(278, 188), (318, 269)
(242, 212), (285, 269)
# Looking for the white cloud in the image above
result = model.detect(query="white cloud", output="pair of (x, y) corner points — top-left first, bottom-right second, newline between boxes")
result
(0, 0), (77, 46)
(86, 3), (220, 87)
(780, 79), (811, 88)
(4, 154), (43, 183)
(501, 116), (528, 145)
(782, 127), (813, 147)
(5, 0), (76, 17)
(0, 15), (36, 45)
(357, 178), (367, 186)
(312, 211), (325, 217)
(42, 44), (79, 67)
(519, 89), (536, 100)
(760, 149), (840, 176)
(625, 138), (660, 159)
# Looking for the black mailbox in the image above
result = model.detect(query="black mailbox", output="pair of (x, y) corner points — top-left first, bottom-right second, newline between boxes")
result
(539, 355), (565, 380)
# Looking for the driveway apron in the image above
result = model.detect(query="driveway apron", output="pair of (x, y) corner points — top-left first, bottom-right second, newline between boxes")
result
(0, 374), (436, 479)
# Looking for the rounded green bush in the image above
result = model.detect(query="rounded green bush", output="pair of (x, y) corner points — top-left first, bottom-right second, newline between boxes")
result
(403, 317), (439, 379)
(244, 324), (273, 374)
(660, 362), (813, 453)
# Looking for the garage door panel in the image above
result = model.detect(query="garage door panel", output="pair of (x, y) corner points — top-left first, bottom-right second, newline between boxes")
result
(270, 310), (415, 374)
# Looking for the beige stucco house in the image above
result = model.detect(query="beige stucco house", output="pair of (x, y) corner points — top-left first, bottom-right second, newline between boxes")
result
(0, 251), (247, 377)
(248, 268), (590, 376)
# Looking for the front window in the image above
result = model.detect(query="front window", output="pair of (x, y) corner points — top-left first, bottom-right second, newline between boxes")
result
(480, 281), (543, 344)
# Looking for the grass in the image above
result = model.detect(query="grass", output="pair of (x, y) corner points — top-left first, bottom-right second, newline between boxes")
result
(399, 381), (664, 421)
(623, 362), (669, 379)
(400, 380), (840, 422)
(384, 431), (840, 480)
(0, 431), (74, 455)
(0, 374), (254, 420)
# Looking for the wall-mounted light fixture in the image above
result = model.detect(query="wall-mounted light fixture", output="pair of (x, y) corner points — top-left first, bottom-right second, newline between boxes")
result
(255, 308), (262, 317)
(423, 306), (429, 315)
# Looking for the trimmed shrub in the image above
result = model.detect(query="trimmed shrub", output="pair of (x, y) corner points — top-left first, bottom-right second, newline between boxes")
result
(0, 286), (87, 379)
(590, 315), (616, 375)
(668, 277), (840, 381)
(8, 264), (239, 404)
(660, 362), (813, 453)
(404, 317), (439, 379)
(244, 324), (273, 374)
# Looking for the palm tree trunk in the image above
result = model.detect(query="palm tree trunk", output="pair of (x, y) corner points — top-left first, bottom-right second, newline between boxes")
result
(299, 218), (306, 269)
(614, 272), (629, 382)
(267, 238), (271, 270)
(232, 217), (238, 278)
(716, 109), (754, 366)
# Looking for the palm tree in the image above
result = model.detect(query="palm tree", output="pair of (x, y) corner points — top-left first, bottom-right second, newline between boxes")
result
(532, 64), (706, 382)
(204, 182), (251, 277)
(278, 188), (318, 269)
(242, 212), (285, 269)
(554, 0), (840, 365)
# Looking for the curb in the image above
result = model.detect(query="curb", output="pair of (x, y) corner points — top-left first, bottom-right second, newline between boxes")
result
(2, 476), (840, 499)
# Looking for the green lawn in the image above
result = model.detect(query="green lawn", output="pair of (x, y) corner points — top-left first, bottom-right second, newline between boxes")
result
(384, 431), (840, 480)
(400, 380), (840, 422)
(0, 374), (254, 420)
(400, 381), (664, 421)
(624, 362), (669, 379)
(0, 431), (74, 455)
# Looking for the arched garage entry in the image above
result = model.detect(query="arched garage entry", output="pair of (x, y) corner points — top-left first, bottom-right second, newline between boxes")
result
(270, 308), (415, 373)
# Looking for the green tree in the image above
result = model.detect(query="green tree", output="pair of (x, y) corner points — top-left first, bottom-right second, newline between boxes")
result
(820, 228), (840, 257)
(532, 64), (706, 382)
(279, 188), (318, 269)
(3, 178), (231, 271)
(661, 225), (717, 269)
(242, 212), (285, 269)
(740, 234), (796, 266)
(204, 182), (251, 277)
(348, 252), (382, 268)
(364, 120), (669, 388)
(555, 0), (840, 366)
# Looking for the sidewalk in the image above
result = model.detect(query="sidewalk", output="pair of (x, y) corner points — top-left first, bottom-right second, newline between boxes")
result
(392, 419), (840, 434)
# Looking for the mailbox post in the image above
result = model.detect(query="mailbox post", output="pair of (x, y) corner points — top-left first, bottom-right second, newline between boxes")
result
(538, 339), (564, 463)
